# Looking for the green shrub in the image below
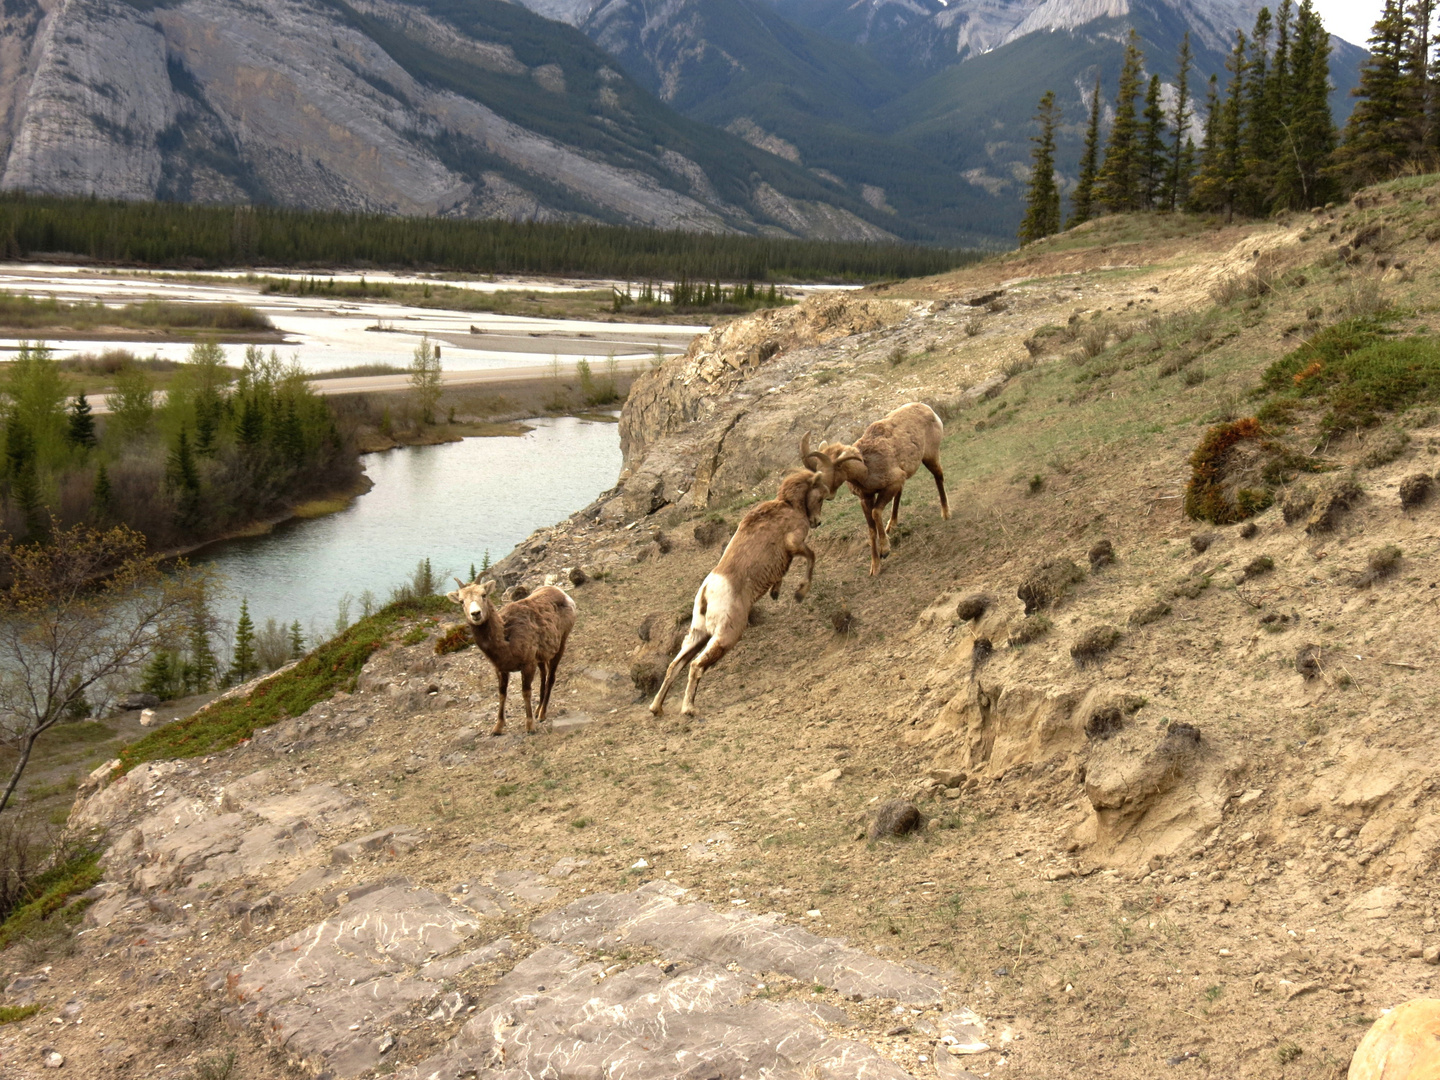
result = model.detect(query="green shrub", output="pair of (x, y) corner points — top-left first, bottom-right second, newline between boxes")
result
(1184, 418), (1274, 524)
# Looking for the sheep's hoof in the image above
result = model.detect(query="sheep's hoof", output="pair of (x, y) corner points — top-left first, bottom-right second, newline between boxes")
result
(649, 704), (664, 717)
(681, 705), (697, 717)
(794, 588), (808, 603)
(942, 507), (952, 520)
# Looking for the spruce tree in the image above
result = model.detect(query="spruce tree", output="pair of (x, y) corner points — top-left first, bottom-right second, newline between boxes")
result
(186, 592), (219, 694)
(167, 426), (202, 531)
(1193, 32), (1248, 219)
(1097, 31), (1146, 212)
(1405, 0), (1434, 152)
(66, 392), (96, 449)
(1239, 7), (1276, 216)
(1068, 74), (1104, 227)
(1019, 90), (1063, 244)
(1165, 33), (1195, 211)
(91, 462), (112, 521)
(1277, 0), (1338, 207)
(228, 599), (259, 685)
(1331, 0), (1415, 188)
(1139, 74), (1170, 208)
(4, 416), (45, 541)
(289, 621), (305, 659)
(1191, 74), (1222, 211)
(141, 651), (180, 701)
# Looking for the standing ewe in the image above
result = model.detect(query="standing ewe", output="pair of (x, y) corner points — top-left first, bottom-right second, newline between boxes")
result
(818, 402), (949, 576)
(445, 578), (576, 735)
(650, 450), (853, 717)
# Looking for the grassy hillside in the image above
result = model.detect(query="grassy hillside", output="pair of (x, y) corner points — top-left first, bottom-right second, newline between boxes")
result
(13, 181), (1440, 1078)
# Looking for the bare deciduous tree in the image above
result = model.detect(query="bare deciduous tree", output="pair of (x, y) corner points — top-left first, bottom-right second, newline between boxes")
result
(0, 522), (206, 814)
(409, 334), (443, 425)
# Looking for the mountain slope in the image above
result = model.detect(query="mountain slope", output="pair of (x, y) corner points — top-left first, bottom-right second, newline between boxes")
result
(0, 0), (901, 239)
(575, 0), (1000, 244)
(545, 0), (1369, 241)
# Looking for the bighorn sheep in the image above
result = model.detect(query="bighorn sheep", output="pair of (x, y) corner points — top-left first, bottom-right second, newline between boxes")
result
(818, 402), (949, 576)
(649, 440), (858, 717)
(445, 578), (576, 735)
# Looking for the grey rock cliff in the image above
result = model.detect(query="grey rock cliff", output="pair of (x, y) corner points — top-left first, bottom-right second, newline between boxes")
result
(0, 0), (892, 238)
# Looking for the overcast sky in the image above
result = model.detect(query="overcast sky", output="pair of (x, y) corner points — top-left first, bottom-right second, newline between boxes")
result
(1313, 0), (1382, 48)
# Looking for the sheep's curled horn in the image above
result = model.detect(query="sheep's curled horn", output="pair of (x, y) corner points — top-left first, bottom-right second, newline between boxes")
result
(801, 430), (830, 472)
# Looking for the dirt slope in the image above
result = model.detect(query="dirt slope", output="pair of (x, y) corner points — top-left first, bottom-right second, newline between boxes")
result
(4, 182), (1440, 1079)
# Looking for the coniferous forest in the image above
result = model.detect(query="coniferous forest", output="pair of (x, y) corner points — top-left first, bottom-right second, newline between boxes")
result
(0, 196), (982, 283)
(1021, 0), (1427, 241)
(1, 340), (358, 552)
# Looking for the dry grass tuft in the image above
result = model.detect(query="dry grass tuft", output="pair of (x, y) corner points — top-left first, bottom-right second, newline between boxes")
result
(1071, 624), (1122, 663)
(1353, 544), (1402, 588)
(1017, 558), (1085, 614)
(1129, 599), (1172, 627)
(1008, 614), (1052, 646)
(955, 593), (993, 622)
(1088, 539), (1115, 571)
(1240, 555), (1274, 581)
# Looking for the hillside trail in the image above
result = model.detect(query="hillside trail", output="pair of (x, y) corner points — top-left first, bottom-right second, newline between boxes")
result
(4, 186), (1440, 1079)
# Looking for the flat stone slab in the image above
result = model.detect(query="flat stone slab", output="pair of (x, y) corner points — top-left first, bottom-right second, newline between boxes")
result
(397, 946), (917, 1080)
(531, 882), (945, 1006)
(228, 886), (506, 1077)
(251, 783), (371, 830)
(218, 882), (957, 1079)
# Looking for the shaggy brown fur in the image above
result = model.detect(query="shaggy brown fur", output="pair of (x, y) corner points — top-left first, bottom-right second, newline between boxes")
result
(446, 579), (577, 735)
(819, 402), (950, 576)
(650, 466), (835, 717)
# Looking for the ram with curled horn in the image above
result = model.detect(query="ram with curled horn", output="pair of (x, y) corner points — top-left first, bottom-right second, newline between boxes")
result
(649, 438), (859, 717)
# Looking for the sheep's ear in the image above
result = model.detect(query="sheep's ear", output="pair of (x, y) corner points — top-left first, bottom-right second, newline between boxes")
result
(481, 579), (497, 597)
(446, 590), (462, 604)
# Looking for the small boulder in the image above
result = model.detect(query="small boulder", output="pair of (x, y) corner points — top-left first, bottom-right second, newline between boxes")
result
(116, 692), (160, 711)
(1399, 473), (1433, 509)
(955, 593), (992, 622)
(1347, 997), (1440, 1080)
(139, 708), (158, 727)
(868, 800), (925, 841)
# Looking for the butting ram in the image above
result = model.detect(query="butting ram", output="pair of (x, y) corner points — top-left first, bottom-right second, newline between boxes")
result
(818, 402), (949, 576)
(649, 440), (857, 717)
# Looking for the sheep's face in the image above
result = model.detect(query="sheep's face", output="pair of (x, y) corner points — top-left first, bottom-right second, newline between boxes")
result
(805, 478), (828, 527)
(447, 579), (495, 627)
